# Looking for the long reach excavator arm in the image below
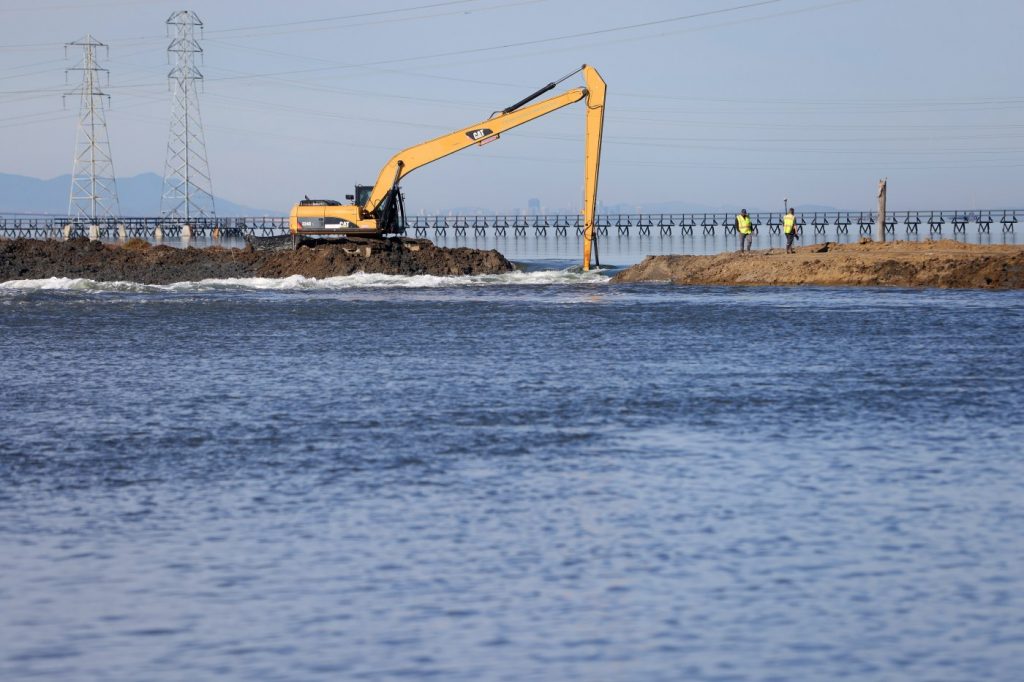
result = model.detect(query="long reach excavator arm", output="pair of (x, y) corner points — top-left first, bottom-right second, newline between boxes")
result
(290, 65), (606, 270)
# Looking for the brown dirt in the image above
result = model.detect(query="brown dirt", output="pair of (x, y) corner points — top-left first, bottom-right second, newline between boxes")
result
(0, 237), (515, 284)
(611, 239), (1024, 289)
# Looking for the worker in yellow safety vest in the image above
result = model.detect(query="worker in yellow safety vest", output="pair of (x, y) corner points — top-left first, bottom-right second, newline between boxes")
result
(783, 208), (799, 253)
(736, 209), (753, 253)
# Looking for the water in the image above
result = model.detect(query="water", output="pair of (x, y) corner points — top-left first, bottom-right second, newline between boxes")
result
(2, 262), (1024, 681)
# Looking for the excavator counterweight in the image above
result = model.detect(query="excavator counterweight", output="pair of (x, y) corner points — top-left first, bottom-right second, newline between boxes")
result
(290, 65), (606, 270)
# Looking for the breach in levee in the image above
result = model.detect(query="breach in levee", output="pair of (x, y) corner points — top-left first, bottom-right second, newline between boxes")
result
(290, 65), (606, 270)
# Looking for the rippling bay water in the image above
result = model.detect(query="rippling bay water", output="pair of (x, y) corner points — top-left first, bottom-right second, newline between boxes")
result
(2, 264), (1023, 681)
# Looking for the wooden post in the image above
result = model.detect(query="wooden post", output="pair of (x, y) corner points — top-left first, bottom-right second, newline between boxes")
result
(876, 178), (887, 242)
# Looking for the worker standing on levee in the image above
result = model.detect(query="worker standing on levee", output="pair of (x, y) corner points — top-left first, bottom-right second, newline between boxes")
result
(736, 209), (753, 253)
(783, 208), (799, 253)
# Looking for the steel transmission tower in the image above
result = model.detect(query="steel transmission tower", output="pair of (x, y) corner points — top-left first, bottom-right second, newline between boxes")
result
(65, 36), (120, 220)
(162, 10), (215, 221)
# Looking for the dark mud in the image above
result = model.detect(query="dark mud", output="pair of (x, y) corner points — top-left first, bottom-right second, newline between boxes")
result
(0, 237), (515, 284)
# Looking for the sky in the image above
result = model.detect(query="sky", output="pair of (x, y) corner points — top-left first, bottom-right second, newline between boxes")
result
(1, 0), (1021, 214)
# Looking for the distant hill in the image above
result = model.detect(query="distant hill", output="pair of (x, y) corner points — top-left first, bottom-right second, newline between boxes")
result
(0, 172), (276, 216)
(1, 172), (843, 217)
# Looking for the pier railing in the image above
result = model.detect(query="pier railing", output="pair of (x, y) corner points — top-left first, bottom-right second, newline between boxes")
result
(0, 210), (1019, 241)
(0, 216), (289, 240)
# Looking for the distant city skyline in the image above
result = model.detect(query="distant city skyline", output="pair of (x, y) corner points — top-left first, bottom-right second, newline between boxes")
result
(1, 0), (1021, 215)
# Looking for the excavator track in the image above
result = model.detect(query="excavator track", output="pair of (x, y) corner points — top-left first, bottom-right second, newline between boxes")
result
(245, 233), (428, 253)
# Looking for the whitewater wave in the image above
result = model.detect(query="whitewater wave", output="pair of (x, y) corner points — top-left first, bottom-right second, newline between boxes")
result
(0, 267), (612, 293)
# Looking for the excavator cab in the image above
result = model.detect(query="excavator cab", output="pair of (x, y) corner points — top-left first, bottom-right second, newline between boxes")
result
(353, 185), (373, 207)
(290, 185), (392, 236)
(290, 183), (405, 237)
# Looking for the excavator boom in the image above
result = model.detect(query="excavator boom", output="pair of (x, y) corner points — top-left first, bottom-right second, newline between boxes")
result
(364, 88), (584, 213)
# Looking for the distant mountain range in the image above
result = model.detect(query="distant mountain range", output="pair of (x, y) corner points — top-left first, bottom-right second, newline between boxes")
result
(1, 171), (841, 217)
(0, 172), (275, 216)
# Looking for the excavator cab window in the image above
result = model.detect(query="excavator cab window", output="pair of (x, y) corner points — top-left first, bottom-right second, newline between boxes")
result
(354, 184), (373, 207)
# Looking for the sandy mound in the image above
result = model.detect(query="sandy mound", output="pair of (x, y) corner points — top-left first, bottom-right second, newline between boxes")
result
(612, 239), (1024, 289)
(0, 237), (515, 284)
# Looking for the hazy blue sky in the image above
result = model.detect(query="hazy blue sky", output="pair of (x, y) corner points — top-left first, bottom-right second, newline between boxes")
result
(1, 0), (1021, 213)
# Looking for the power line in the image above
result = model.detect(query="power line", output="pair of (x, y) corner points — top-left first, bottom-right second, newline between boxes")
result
(1, 0), (166, 12)
(380, 0), (861, 73)
(109, 107), (1024, 173)
(206, 0), (478, 35)
(0, 0), (513, 50)
(205, 0), (788, 82)
(203, 0), (532, 39)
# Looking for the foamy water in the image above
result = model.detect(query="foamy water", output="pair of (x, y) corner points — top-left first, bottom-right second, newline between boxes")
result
(0, 267), (613, 294)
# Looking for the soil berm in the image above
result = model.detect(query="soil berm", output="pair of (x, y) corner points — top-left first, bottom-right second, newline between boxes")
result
(0, 237), (514, 284)
(612, 239), (1024, 289)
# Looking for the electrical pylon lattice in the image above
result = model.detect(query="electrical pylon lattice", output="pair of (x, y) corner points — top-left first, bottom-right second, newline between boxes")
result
(66, 36), (120, 220)
(161, 10), (215, 221)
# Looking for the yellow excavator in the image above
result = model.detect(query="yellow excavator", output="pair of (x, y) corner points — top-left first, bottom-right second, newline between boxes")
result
(289, 65), (606, 270)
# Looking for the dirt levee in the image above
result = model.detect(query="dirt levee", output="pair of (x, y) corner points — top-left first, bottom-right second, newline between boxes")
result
(612, 239), (1024, 289)
(0, 237), (515, 284)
